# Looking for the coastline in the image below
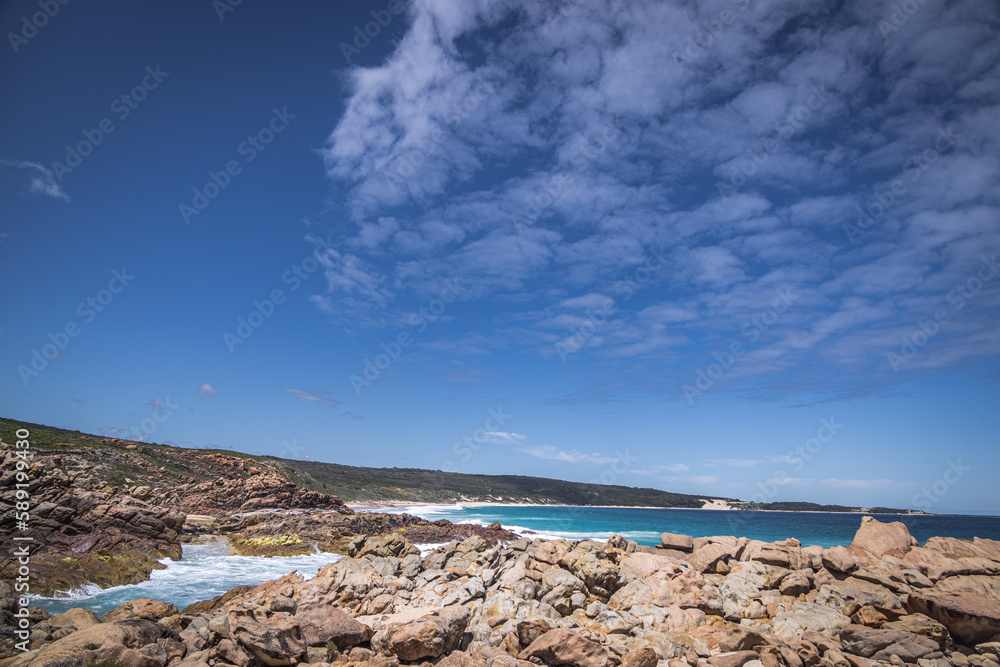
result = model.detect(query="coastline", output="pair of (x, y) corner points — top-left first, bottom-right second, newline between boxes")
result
(346, 500), (924, 516)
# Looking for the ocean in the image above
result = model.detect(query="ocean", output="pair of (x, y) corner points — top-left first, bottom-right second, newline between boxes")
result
(32, 504), (1000, 615)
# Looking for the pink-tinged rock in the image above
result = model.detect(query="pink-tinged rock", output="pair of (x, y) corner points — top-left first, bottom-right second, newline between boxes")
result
(660, 532), (694, 553)
(293, 604), (368, 649)
(839, 625), (939, 662)
(707, 650), (759, 667)
(687, 542), (736, 573)
(822, 546), (858, 574)
(906, 588), (1000, 644)
(518, 628), (610, 667)
(849, 516), (917, 560)
(370, 606), (470, 661)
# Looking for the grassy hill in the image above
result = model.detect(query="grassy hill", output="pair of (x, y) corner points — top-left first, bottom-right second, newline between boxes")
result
(0, 417), (917, 513)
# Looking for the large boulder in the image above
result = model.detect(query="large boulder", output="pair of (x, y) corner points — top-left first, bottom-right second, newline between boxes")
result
(228, 609), (305, 666)
(906, 588), (1000, 644)
(518, 628), (610, 667)
(46, 607), (101, 631)
(371, 607), (471, 661)
(292, 604), (368, 649)
(348, 534), (420, 558)
(839, 625), (939, 662)
(849, 516), (917, 560)
(660, 533), (695, 552)
(101, 597), (179, 623)
(772, 602), (851, 639)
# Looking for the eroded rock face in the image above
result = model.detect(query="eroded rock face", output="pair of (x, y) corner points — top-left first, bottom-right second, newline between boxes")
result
(518, 628), (610, 667)
(907, 588), (1000, 644)
(0, 451), (186, 596)
(371, 607), (471, 661)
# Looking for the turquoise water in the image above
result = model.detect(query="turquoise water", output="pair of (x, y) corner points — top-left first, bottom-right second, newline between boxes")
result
(379, 504), (1000, 549)
(33, 505), (1000, 615)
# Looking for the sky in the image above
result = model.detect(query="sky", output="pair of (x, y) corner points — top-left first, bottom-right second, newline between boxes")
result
(1, 0), (999, 515)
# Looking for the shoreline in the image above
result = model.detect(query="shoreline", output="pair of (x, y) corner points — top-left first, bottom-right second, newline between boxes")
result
(346, 500), (932, 516)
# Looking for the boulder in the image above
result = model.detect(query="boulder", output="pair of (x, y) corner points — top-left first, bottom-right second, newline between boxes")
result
(660, 533), (695, 553)
(46, 607), (101, 630)
(349, 534), (420, 558)
(518, 628), (610, 667)
(907, 589), (1000, 644)
(772, 602), (851, 639)
(822, 546), (859, 574)
(293, 604), (368, 649)
(839, 625), (939, 662)
(882, 613), (950, 647)
(101, 598), (179, 623)
(849, 516), (917, 560)
(707, 651), (760, 667)
(371, 606), (470, 661)
(816, 577), (905, 612)
(620, 647), (659, 667)
(780, 572), (812, 597)
(228, 609), (305, 666)
(719, 627), (767, 652)
(687, 542), (736, 573)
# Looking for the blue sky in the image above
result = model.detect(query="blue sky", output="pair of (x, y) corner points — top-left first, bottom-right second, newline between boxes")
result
(2, 0), (999, 514)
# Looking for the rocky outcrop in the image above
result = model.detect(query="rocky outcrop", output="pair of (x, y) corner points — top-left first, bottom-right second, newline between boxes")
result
(8, 517), (1000, 667)
(0, 450), (185, 596)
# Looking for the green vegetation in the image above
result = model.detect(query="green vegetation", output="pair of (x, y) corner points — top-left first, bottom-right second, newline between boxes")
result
(0, 416), (917, 513)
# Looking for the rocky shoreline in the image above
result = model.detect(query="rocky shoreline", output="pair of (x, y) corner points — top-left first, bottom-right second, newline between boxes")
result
(2, 515), (999, 667)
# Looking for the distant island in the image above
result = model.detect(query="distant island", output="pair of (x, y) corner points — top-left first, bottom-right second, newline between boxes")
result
(0, 417), (922, 514)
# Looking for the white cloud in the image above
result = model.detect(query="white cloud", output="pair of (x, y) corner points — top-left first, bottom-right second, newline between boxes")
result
(198, 383), (217, 397)
(704, 458), (762, 468)
(314, 0), (1000, 400)
(1, 159), (70, 201)
(821, 478), (915, 490)
(483, 431), (527, 443)
(282, 387), (342, 408)
(518, 445), (619, 464)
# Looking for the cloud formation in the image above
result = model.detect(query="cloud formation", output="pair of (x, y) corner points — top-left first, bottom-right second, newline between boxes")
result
(1, 159), (70, 201)
(317, 0), (1000, 404)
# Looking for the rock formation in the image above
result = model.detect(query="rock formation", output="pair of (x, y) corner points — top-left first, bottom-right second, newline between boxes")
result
(4, 517), (1000, 667)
